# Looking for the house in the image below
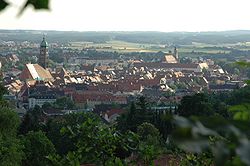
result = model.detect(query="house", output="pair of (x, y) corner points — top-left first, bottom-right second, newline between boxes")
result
(72, 91), (127, 108)
(133, 62), (209, 72)
(209, 83), (239, 91)
(103, 108), (125, 123)
(28, 94), (57, 109)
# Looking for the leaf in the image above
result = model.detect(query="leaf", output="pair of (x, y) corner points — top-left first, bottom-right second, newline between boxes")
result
(212, 142), (230, 166)
(179, 140), (210, 153)
(0, 0), (8, 11)
(245, 80), (250, 85)
(174, 116), (192, 128)
(18, 0), (49, 16)
(236, 140), (250, 166)
(229, 103), (250, 121)
(192, 121), (218, 137)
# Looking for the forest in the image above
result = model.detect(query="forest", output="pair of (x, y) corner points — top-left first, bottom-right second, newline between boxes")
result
(3, 30), (250, 45)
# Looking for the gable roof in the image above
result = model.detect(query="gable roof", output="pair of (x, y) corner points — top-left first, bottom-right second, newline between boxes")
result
(134, 62), (199, 69)
(20, 64), (53, 81)
(163, 55), (177, 63)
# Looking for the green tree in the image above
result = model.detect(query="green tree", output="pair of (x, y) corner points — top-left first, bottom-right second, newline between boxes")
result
(22, 131), (56, 166)
(0, 82), (9, 107)
(0, 107), (20, 137)
(46, 113), (98, 156)
(0, 137), (24, 166)
(177, 93), (213, 117)
(54, 96), (75, 110)
(0, 108), (23, 166)
(136, 122), (163, 165)
(117, 97), (153, 132)
(18, 106), (45, 135)
(50, 116), (139, 165)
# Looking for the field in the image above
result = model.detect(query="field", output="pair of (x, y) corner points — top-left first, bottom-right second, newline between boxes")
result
(68, 40), (250, 57)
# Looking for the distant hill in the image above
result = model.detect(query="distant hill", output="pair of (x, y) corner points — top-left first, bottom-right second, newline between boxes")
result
(1, 30), (250, 45)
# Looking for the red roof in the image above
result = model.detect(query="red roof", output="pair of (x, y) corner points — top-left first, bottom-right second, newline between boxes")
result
(106, 109), (125, 117)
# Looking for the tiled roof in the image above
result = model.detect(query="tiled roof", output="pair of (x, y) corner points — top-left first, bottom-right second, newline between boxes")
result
(20, 64), (53, 81)
(163, 55), (177, 63)
(134, 62), (199, 69)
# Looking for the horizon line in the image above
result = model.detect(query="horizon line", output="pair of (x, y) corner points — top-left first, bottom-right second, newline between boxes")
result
(1, 29), (250, 33)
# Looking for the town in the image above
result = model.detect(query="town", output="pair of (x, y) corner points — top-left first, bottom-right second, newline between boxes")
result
(1, 35), (248, 123)
(2, 0), (250, 164)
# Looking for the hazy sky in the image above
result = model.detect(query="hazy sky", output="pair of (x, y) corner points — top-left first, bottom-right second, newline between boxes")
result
(1, 0), (250, 32)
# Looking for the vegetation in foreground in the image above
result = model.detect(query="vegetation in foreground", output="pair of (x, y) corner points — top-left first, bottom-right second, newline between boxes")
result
(1, 63), (250, 166)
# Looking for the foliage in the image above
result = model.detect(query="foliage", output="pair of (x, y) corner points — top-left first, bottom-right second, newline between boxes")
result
(177, 93), (213, 117)
(54, 97), (76, 110)
(42, 97), (76, 110)
(0, 0), (8, 11)
(117, 97), (152, 132)
(21, 131), (56, 166)
(0, 107), (20, 137)
(236, 61), (250, 68)
(0, 0), (50, 16)
(18, 106), (45, 135)
(137, 122), (161, 143)
(136, 123), (164, 165)
(46, 112), (100, 155)
(0, 136), (24, 166)
(0, 108), (23, 166)
(180, 153), (213, 166)
(172, 116), (250, 166)
(50, 116), (139, 165)
(229, 103), (250, 121)
(0, 83), (9, 107)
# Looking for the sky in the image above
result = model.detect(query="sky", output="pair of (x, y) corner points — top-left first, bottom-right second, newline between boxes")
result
(0, 0), (250, 32)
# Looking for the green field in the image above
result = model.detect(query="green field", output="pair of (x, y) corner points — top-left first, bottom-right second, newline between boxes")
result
(69, 40), (250, 57)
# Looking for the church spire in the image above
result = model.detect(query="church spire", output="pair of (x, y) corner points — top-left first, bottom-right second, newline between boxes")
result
(174, 46), (179, 62)
(39, 35), (49, 69)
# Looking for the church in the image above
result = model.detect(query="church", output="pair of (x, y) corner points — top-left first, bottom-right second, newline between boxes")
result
(162, 47), (179, 63)
(19, 36), (53, 81)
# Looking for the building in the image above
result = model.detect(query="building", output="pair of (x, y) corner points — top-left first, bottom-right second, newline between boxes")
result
(39, 36), (49, 69)
(28, 94), (57, 109)
(163, 55), (178, 63)
(133, 62), (208, 72)
(162, 47), (179, 63)
(26, 81), (64, 109)
(19, 64), (53, 81)
(174, 47), (179, 61)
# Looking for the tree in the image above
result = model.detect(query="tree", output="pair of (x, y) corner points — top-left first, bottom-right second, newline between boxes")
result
(0, 82), (9, 107)
(0, 108), (23, 166)
(18, 106), (45, 135)
(50, 116), (139, 165)
(0, 107), (20, 137)
(42, 102), (53, 110)
(136, 122), (163, 165)
(54, 96), (75, 110)
(46, 112), (102, 156)
(117, 97), (152, 132)
(0, 137), (24, 166)
(137, 122), (161, 143)
(22, 131), (56, 166)
(177, 93), (213, 117)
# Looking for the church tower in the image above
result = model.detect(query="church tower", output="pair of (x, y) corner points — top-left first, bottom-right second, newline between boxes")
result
(39, 35), (49, 69)
(174, 47), (179, 62)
